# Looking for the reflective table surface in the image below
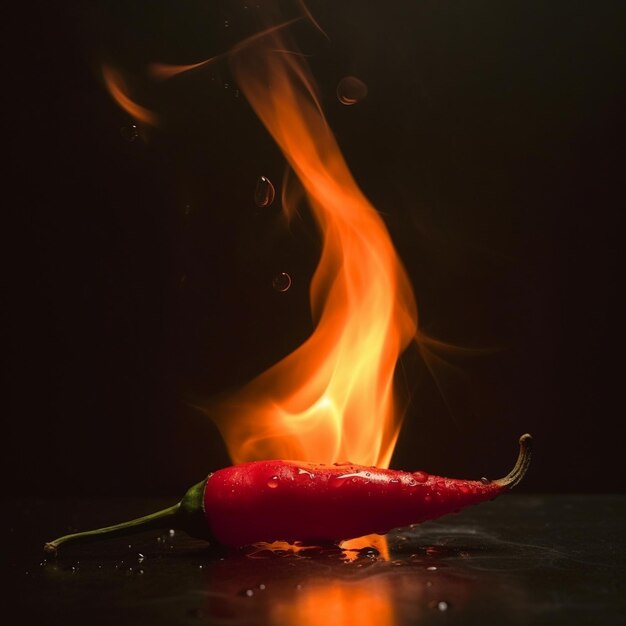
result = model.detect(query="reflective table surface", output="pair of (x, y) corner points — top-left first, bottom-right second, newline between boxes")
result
(4, 495), (624, 625)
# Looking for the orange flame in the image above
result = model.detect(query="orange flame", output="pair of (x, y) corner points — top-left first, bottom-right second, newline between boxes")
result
(101, 64), (158, 127)
(207, 22), (418, 469)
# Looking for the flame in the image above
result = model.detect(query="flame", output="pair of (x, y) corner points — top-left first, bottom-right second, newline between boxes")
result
(207, 19), (417, 469)
(101, 64), (158, 127)
(99, 8), (418, 470)
(340, 534), (390, 562)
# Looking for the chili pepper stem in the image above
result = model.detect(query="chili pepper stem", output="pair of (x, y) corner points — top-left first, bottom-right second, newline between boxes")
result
(44, 478), (212, 556)
(44, 504), (181, 556)
(493, 433), (533, 489)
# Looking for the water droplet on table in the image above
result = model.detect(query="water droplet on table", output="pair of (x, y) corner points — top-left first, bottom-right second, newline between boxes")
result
(254, 176), (275, 207)
(120, 124), (140, 142)
(272, 272), (292, 292)
(337, 76), (368, 105)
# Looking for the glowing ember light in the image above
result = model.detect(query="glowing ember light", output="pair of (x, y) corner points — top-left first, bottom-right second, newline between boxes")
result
(207, 16), (418, 470)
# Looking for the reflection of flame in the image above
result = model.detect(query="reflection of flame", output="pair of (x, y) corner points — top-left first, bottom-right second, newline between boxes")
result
(209, 14), (417, 469)
(271, 579), (394, 626)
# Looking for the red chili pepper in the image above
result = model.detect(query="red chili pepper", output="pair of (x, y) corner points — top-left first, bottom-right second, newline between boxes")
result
(44, 434), (532, 554)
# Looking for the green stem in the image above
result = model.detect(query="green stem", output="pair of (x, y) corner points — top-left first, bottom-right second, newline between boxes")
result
(44, 504), (181, 556)
(44, 478), (212, 555)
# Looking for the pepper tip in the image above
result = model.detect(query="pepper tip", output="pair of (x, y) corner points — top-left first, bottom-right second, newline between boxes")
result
(493, 433), (533, 490)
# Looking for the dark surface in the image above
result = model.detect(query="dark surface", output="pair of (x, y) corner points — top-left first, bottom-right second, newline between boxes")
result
(5, 495), (625, 625)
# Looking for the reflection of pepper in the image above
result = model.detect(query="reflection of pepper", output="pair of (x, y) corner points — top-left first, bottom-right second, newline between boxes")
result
(45, 434), (531, 553)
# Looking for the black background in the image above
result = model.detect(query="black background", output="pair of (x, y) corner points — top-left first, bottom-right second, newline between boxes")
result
(4, 0), (624, 496)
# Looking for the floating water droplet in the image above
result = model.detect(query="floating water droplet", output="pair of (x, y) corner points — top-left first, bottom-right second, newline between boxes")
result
(295, 583), (303, 590)
(168, 529), (176, 537)
(135, 568), (144, 575)
(480, 477), (490, 484)
(244, 589), (254, 597)
(425, 580), (433, 587)
(267, 476), (279, 488)
(437, 601), (449, 611)
(336, 76), (368, 105)
(413, 471), (428, 483)
(426, 566), (437, 571)
(137, 553), (145, 562)
(272, 272), (292, 292)
(198, 565), (204, 569)
(120, 124), (140, 142)
(254, 176), (275, 207)
(224, 20), (230, 28)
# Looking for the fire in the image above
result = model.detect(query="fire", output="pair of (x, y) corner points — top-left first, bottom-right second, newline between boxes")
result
(101, 7), (418, 470)
(209, 19), (417, 469)
(101, 65), (158, 127)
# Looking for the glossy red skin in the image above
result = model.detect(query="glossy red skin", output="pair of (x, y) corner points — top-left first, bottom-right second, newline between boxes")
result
(203, 460), (503, 547)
